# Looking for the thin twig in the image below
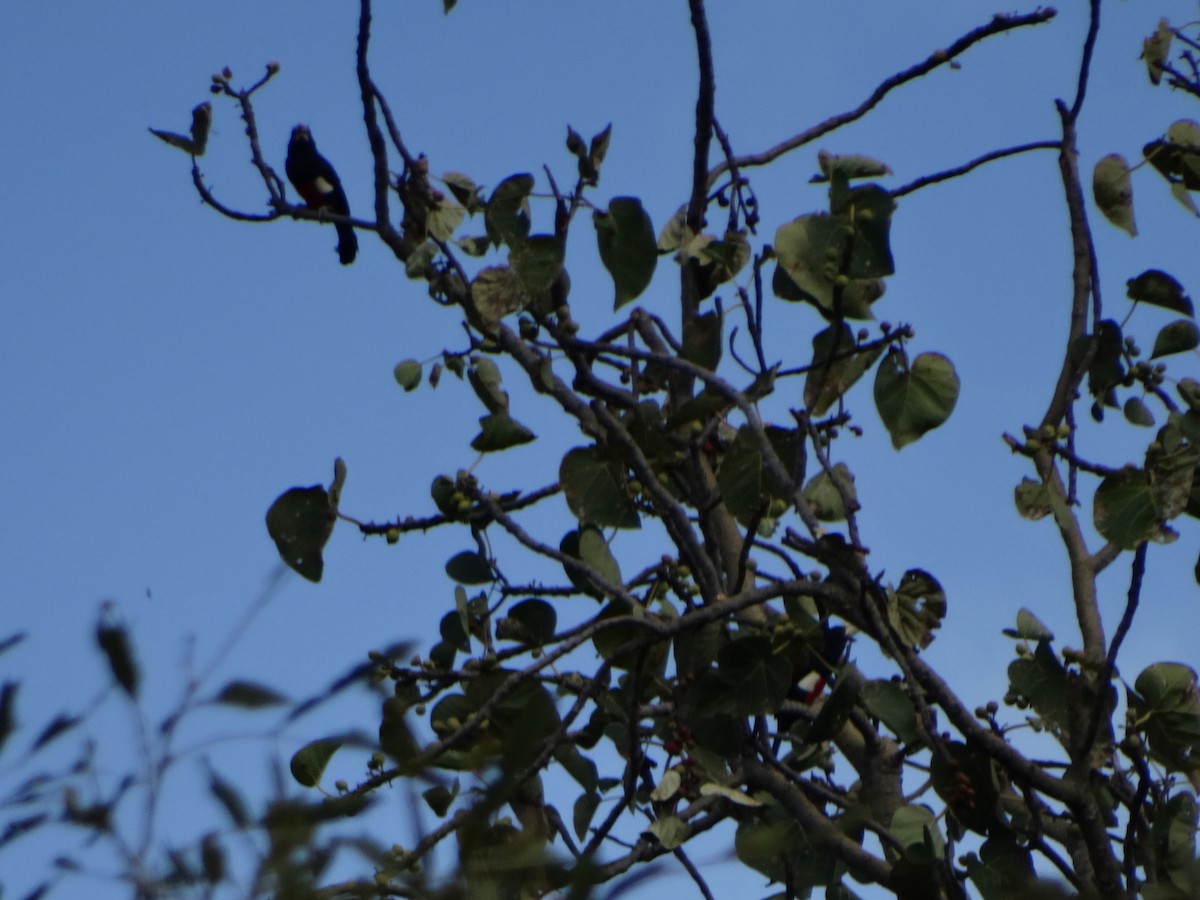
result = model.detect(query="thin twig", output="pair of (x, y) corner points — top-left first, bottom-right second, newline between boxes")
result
(891, 141), (1061, 197)
(708, 10), (1056, 183)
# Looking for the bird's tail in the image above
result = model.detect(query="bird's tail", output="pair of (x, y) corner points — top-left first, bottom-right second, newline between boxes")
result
(336, 223), (358, 265)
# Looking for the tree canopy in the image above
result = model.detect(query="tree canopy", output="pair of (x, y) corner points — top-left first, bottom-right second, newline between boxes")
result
(6, 2), (1200, 898)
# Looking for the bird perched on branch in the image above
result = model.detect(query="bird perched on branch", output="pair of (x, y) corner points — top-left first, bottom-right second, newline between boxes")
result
(285, 125), (357, 265)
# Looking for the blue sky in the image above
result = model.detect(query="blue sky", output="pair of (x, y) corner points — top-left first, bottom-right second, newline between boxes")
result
(3, 2), (1200, 897)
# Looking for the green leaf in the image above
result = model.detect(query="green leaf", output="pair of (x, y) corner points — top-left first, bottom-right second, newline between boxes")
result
(836, 183), (896, 279)
(289, 737), (343, 788)
(467, 356), (508, 414)
(651, 769), (681, 802)
(874, 349), (960, 449)
(0, 682), (15, 756)
(805, 323), (883, 416)
(380, 696), (420, 763)
(1136, 663), (1200, 711)
(890, 805), (942, 859)
(861, 679), (919, 743)
(699, 231), (751, 283)
(715, 636), (792, 715)
(1170, 181), (1200, 217)
(403, 240), (437, 280)
(485, 173), (534, 248)
(963, 835), (1037, 899)
(1153, 320), (1200, 358)
(673, 620), (722, 677)
(816, 150), (892, 182)
(573, 792), (600, 841)
(1179, 379), (1200, 411)
(682, 311), (722, 370)
(699, 782), (762, 807)
(465, 671), (562, 755)
(1008, 642), (1070, 743)
(445, 550), (494, 585)
(838, 277), (886, 320)
(800, 463), (857, 522)
(442, 171), (483, 213)
(773, 214), (842, 311)
(717, 426), (764, 526)
(430, 474), (469, 520)
(589, 124), (613, 170)
(889, 569), (946, 650)
(565, 125), (587, 159)
(554, 745), (598, 792)
(1093, 154), (1137, 236)
(456, 234), (489, 256)
(207, 770), (249, 828)
(148, 102), (211, 156)
(1128, 270), (1194, 316)
(1143, 18), (1172, 84)
(509, 234), (563, 296)
(594, 197), (657, 309)
(1094, 466), (1168, 549)
(393, 359), (422, 391)
(560, 526), (623, 597)
(591, 602), (653, 671)
(1169, 119), (1200, 151)
(1013, 477), (1055, 520)
(96, 616), (139, 698)
(736, 819), (812, 885)
(266, 484), (336, 583)
(471, 265), (529, 324)
(1071, 319), (1125, 403)
(426, 201), (465, 242)
(454, 585), (471, 642)
(656, 205), (690, 253)
(1007, 608), (1054, 642)
(1146, 432), (1198, 523)
(422, 784), (456, 817)
(560, 446), (640, 528)
(496, 598), (557, 646)
(471, 412), (536, 452)
(1124, 397), (1156, 428)
(1131, 663), (1200, 777)
(212, 680), (288, 709)
(648, 815), (688, 850)
(1150, 792), (1197, 885)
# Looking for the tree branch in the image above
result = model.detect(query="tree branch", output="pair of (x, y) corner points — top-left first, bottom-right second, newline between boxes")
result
(891, 141), (1061, 198)
(707, 9), (1056, 184)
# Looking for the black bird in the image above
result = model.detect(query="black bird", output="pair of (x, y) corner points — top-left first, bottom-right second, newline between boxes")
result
(285, 125), (357, 265)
